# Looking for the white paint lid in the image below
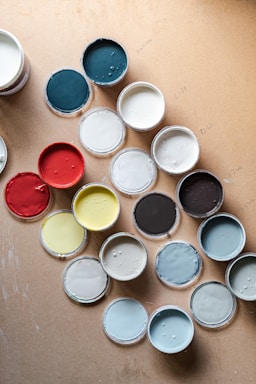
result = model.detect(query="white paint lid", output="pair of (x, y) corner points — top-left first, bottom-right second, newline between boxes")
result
(151, 125), (200, 175)
(110, 147), (157, 195)
(0, 137), (8, 174)
(0, 29), (24, 89)
(103, 297), (148, 344)
(78, 107), (126, 156)
(63, 256), (110, 303)
(99, 232), (147, 281)
(190, 281), (237, 328)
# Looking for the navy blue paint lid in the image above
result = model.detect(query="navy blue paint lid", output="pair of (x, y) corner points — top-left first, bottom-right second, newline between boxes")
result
(45, 69), (92, 117)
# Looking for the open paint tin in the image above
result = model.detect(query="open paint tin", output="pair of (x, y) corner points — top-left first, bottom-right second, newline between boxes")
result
(110, 148), (157, 196)
(82, 38), (128, 87)
(78, 107), (126, 157)
(151, 126), (200, 175)
(5, 172), (52, 221)
(198, 212), (246, 261)
(99, 232), (147, 281)
(225, 253), (256, 301)
(190, 281), (237, 329)
(45, 68), (92, 117)
(155, 241), (202, 288)
(63, 256), (110, 304)
(147, 305), (194, 354)
(38, 142), (85, 189)
(40, 209), (87, 258)
(103, 298), (148, 344)
(72, 183), (120, 231)
(0, 29), (30, 95)
(0, 137), (8, 174)
(117, 81), (165, 131)
(176, 169), (224, 218)
(133, 192), (179, 239)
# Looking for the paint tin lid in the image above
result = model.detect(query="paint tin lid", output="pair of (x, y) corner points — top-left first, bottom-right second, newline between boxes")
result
(110, 148), (157, 196)
(40, 209), (87, 258)
(151, 126), (200, 175)
(133, 192), (179, 239)
(0, 29), (24, 90)
(45, 68), (92, 117)
(78, 107), (126, 157)
(198, 213), (246, 261)
(190, 281), (237, 328)
(5, 172), (52, 220)
(117, 81), (165, 131)
(72, 183), (120, 231)
(155, 241), (202, 288)
(99, 232), (148, 281)
(147, 305), (194, 354)
(63, 256), (110, 304)
(103, 297), (148, 344)
(0, 136), (8, 174)
(38, 142), (85, 189)
(176, 169), (224, 218)
(82, 38), (128, 87)
(225, 253), (256, 301)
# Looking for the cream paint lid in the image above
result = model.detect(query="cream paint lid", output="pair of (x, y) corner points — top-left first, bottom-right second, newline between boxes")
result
(0, 137), (8, 174)
(63, 256), (110, 303)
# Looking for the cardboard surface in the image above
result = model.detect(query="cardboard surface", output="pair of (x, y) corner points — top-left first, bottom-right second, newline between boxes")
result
(1, 1), (256, 382)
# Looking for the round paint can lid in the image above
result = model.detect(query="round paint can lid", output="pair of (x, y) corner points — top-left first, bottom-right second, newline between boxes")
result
(0, 136), (8, 174)
(103, 297), (148, 344)
(40, 209), (87, 258)
(78, 107), (126, 157)
(5, 172), (52, 221)
(190, 281), (237, 328)
(82, 38), (128, 87)
(110, 148), (157, 196)
(63, 256), (110, 304)
(147, 305), (194, 354)
(155, 241), (202, 288)
(198, 212), (246, 261)
(45, 68), (92, 117)
(99, 232), (147, 281)
(133, 192), (180, 239)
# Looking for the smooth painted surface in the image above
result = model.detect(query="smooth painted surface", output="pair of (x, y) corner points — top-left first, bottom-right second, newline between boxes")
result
(199, 213), (246, 261)
(226, 254), (256, 301)
(148, 306), (194, 353)
(0, 136), (7, 174)
(100, 232), (147, 280)
(155, 241), (201, 287)
(190, 281), (236, 328)
(41, 210), (86, 257)
(152, 126), (200, 174)
(63, 256), (109, 303)
(79, 107), (125, 156)
(117, 82), (165, 130)
(110, 148), (156, 195)
(103, 298), (148, 344)
(72, 184), (120, 231)
(0, 29), (22, 88)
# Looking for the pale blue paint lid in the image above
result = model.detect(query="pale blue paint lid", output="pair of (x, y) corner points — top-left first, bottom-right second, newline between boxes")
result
(155, 241), (202, 288)
(103, 298), (148, 344)
(147, 305), (194, 354)
(198, 213), (246, 261)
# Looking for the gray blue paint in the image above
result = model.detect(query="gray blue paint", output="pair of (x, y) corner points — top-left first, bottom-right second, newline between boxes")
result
(46, 69), (90, 115)
(82, 38), (128, 86)
(155, 241), (202, 287)
(198, 213), (246, 261)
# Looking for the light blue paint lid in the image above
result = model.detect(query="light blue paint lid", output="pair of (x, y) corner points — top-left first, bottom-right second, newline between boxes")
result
(148, 305), (194, 354)
(155, 241), (202, 288)
(198, 213), (246, 261)
(82, 38), (128, 86)
(45, 69), (91, 116)
(103, 298), (148, 344)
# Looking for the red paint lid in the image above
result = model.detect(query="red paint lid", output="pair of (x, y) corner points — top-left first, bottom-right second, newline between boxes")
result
(5, 172), (51, 219)
(38, 142), (85, 189)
